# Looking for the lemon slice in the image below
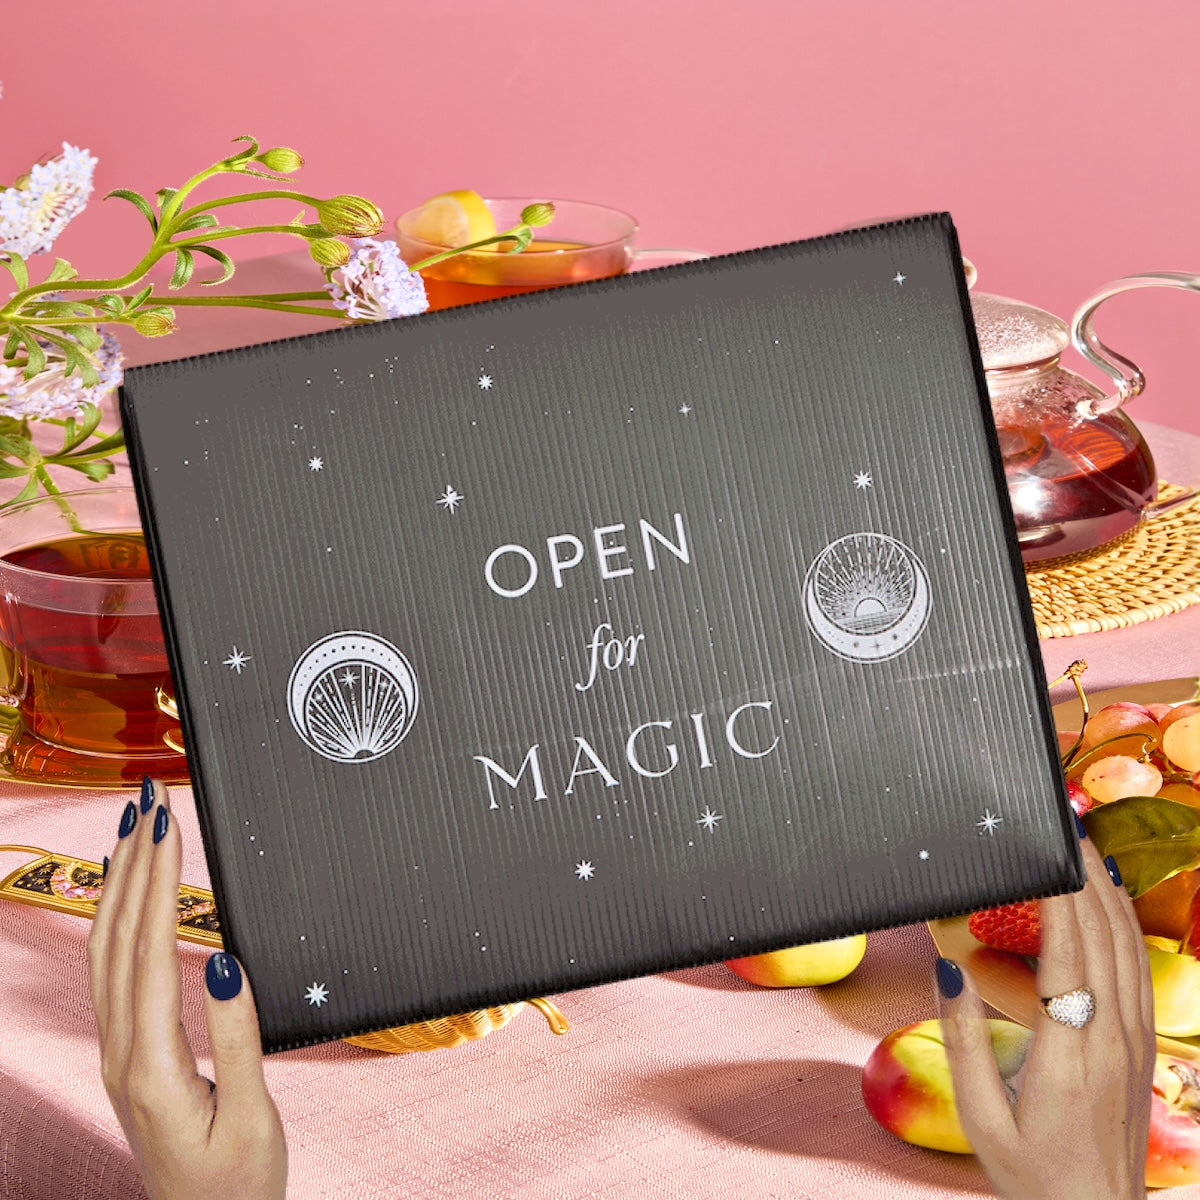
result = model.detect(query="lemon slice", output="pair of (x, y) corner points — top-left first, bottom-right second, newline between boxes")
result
(407, 190), (496, 248)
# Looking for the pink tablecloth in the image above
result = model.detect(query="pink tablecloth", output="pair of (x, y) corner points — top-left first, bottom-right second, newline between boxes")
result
(1, 269), (1198, 1199)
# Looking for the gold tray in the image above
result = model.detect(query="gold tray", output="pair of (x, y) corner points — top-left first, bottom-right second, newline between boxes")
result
(0, 845), (568, 1054)
(928, 675), (1200, 1062)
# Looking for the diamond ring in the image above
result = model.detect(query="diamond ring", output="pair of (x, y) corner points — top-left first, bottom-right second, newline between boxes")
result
(1040, 986), (1097, 1029)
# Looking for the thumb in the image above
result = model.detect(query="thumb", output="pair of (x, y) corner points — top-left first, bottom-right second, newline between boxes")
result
(203, 952), (274, 1125)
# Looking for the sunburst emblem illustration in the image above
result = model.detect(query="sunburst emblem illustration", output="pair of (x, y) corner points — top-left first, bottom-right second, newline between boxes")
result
(802, 532), (931, 662)
(287, 631), (419, 762)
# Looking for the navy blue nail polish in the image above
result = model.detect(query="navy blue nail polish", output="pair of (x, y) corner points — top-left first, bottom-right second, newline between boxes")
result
(118, 801), (137, 839)
(153, 805), (169, 845)
(936, 956), (964, 999)
(140, 775), (155, 814)
(206, 953), (243, 1001)
(1105, 855), (1123, 887)
(1074, 811), (1087, 839)
(102, 855), (109, 879)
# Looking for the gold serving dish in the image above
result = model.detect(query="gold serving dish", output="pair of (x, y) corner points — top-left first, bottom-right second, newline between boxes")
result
(0, 845), (567, 1054)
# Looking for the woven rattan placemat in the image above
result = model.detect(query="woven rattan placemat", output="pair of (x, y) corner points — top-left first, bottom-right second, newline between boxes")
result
(1026, 483), (1200, 638)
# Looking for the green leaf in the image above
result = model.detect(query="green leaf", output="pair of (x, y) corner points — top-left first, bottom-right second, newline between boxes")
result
(0, 433), (36, 461)
(504, 226), (533, 254)
(72, 458), (115, 482)
(59, 402), (103, 452)
(191, 244), (236, 285)
(0, 460), (34, 479)
(156, 187), (178, 210)
(4, 330), (22, 364)
(106, 188), (159, 231)
(177, 212), (219, 233)
(20, 336), (46, 378)
(58, 324), (103, 352)
(129, 284), (155, 311)
(224, 135), (260, 165)
(45, 257), (79, 284)
(93, 294), (126, 315)
(0, 251), (29, 291)
(169, 248), (196, 289)
(4, 475), (42, 506)
(1083, 796), (1200, 898)
(64, 431), (125, 457)
(60, 343), (100, 388)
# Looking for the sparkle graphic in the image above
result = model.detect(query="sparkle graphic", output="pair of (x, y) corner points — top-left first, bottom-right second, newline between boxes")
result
(478, 374), (493, 390)
(437, 485), (464, 514)
(575, 860), (595, 880)
(339, 670), (359, 687)
(305, 981), (329, 1007)
(308, 456), (323, 471)
(893, 271), (906, 285)
(976, 810), (1003, 836)
(918, 849), (930, 860)
(679, 403), (693, 415)
(854, 471), (873, 490)
(696, 807), (724, 832)
(222, 647), (251, 674)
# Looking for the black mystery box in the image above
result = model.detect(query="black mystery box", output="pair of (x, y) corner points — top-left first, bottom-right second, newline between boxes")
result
(120, 212), (1080, 1052)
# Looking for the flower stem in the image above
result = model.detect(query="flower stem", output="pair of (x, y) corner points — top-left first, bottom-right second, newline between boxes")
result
(150, 294), (349, 318)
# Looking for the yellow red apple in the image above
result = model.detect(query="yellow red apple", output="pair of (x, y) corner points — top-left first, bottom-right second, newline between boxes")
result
(861, 1018), (1031, 1154)
(1146, 1055), (1200, 1189)
(724, 933), (867, 987)
(1146, 940), (1200, 1038)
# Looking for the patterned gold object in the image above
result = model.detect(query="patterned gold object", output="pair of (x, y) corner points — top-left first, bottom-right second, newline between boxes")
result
(0, 846), (568, 1053)
(1026, 483), (1200, 638)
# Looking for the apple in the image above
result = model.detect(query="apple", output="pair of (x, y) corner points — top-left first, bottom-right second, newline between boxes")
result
(724, 933), (867, 987)
(861, 1018), (1031, 1154)
(1080, 754), (1163, 804)
(1146, 1055), (1200, 1189)
(1081, 702), (1161, 757)
(1146, 940), (1200, 1037)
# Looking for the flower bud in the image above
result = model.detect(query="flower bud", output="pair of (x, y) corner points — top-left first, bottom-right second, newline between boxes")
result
(133, 309), (177, 337)
(309, 237), (350, 268)
(257, 146), (304, 173)
(519, 202), (555, 228)
(316, 195), (384, 238)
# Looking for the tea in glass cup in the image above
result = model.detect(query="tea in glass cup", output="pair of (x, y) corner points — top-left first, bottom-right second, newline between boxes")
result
(0, 487), (186, 788)
(396, 197), (706, 311)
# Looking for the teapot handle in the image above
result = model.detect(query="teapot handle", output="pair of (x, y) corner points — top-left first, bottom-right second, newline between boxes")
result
(1071, 272), (1200, 415)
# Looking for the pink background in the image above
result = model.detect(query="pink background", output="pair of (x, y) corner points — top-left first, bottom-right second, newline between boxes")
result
(4, 0), (1200, 436)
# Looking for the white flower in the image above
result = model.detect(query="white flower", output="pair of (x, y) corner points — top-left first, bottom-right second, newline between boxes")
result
(325, 237), (428, 321)
(0, 143), (98, 257)
(0, 332), (122, 420)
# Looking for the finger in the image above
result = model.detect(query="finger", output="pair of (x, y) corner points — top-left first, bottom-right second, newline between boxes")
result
(101, 778), (160, 1072)
(202, 953), (275, 1131)
(129, 783), (200, 1087)
(937, 956), (1018, 1151)
(88, 778), (153, 1050)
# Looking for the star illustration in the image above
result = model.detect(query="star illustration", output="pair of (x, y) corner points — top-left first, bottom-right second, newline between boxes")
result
(339, 670), (359, 687)
(304, 981), (329, 1007)
(679, 403), (693, 415)
(308, 456), (323, 471)
(575, 860), (595, 880)
(478, 374), (493, 390)
(976, 810), (1003, 836)
(222, 646), (251, 674)
(893, 271), (906, 285)
(918, 849), (930, 860)
(854, 471), (873, 490)
(696, 807), (724, 832)
(437, 485), (464, 514)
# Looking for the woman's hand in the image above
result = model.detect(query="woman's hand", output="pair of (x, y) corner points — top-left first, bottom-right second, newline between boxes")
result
(939, 830), (1155, 1200)
(87, 778), (287, 1200)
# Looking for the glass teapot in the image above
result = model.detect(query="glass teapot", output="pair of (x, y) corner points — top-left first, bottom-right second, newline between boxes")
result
(969, 268), (1197, 564)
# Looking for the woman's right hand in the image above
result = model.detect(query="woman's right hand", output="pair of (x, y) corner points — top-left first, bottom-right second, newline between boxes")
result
(87, 777), (287, 1200)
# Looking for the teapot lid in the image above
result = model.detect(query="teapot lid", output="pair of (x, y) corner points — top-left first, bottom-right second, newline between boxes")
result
(970, 292), (1069, 372)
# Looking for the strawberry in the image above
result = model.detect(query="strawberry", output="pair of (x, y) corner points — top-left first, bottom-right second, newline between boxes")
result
(967, 900), (1042, 956)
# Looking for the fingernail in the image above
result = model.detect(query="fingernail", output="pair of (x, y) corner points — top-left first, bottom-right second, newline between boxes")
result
(118, 801), (137, 839)
(1074, 812), (1087, 839)
(153, 804), (169, 845)
(140, 776), (155, 814)
(206, 953), (243, 1001)
(1105, 855), (1123, 887)
(102, 855), (109, 880)
(936, 956), (964, 999)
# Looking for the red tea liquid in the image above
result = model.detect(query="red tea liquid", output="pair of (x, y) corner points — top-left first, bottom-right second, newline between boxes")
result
(999, 412), (1156, 563)
(0, 531), (184, 784)
(418, 238), (628, 311)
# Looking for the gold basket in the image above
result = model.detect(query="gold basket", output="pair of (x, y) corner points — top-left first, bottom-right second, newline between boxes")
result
(0, 845), (568, 1054)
